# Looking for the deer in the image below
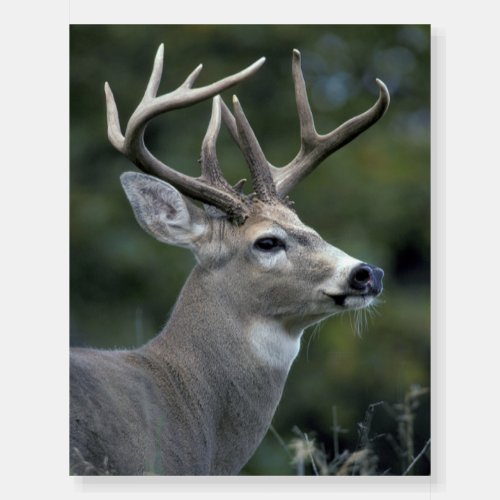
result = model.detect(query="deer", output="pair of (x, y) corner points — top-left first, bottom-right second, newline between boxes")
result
(70, 44), (389, 476)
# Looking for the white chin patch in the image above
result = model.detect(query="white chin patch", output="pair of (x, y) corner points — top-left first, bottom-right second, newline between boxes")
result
(344, 295), (375, 310)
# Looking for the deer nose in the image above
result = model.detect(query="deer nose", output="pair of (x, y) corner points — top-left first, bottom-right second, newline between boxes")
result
(349, 264), (384, 294)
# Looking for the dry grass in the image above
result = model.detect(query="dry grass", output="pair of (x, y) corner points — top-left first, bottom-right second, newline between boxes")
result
(272, 385), (430, 476)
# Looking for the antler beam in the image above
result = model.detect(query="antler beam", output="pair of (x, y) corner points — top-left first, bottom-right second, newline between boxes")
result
(274, 49), (390, 196)
(221, 49), (390, 199)
(105, 44), (266, 223)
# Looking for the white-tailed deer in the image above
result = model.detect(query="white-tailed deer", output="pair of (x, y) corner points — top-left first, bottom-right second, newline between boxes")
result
(70, 44), (389, 475)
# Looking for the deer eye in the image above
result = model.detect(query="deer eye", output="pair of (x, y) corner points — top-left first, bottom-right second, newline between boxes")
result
(254, 237), (286, 252)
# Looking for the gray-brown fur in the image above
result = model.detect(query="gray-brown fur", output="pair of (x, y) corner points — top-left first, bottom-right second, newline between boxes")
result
(71, 265), (291, 475)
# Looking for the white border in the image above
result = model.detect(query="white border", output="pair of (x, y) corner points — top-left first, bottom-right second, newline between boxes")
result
(5, 0), (500, 499)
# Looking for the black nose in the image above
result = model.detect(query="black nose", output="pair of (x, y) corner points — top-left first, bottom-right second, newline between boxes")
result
(349, 264), (384, 294)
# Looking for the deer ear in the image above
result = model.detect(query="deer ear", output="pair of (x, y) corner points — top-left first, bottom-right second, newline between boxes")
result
(120, 172), (208, 249)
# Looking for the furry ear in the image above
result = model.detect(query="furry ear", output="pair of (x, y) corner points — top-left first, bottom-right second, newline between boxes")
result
(120, 172), (208, 250)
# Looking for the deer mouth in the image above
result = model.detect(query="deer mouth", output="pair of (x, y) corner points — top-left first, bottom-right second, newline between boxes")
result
(326, 292), (378, 309)
(329, 294), (348, 306)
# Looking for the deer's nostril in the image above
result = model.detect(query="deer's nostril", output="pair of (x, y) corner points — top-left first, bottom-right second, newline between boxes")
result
(349, 264), (373, 290)
(354, 268), (370, 284)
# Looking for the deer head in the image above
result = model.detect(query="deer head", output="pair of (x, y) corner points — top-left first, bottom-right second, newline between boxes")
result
(105, 44), (389, 333)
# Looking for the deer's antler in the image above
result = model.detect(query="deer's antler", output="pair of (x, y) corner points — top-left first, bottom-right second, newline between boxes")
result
(105, 44), (266, 224)
(221, 49), (390, 198)
(106, 45), (390, 223)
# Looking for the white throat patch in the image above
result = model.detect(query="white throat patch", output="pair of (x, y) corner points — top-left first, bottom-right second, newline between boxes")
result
(248, 320), (302, 370)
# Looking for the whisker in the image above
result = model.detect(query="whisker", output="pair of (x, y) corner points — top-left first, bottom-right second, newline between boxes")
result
(306, 321), (325, 360)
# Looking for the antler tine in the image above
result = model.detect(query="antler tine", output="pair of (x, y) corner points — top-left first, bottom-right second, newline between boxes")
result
(105, 45), (267, 224)
(124, 51), (267, 141)
(273, 49), (390, 197)
(231, 95), (278, 203)
(291, 49), (317, 147)
(220, 98), (241, 149)
(219, 50), (389, 202)
(142, 43), (165, 101)
(104, 82), (124, 150)
(221, 96), (284, 196)
(201, 96), (235, 191)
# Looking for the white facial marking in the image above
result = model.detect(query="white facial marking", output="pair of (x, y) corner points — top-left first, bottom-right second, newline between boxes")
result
(322, 244), (363, 295)
(251, 226), (288, 269)
(254, 250), (286, 269)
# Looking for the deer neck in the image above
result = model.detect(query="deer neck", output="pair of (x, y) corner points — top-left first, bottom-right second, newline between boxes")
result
(149, 265), (303, 369)
(142, 265), (302, 473)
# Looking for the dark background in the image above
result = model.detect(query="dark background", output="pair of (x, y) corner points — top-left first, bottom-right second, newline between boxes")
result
(70, 25), (430, 475)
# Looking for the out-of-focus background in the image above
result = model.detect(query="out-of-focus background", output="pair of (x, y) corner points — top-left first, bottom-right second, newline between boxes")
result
(70, 25), (430, 475)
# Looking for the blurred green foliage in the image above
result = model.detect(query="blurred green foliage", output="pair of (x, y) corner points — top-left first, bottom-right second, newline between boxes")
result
(70, 25), (430, 475)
